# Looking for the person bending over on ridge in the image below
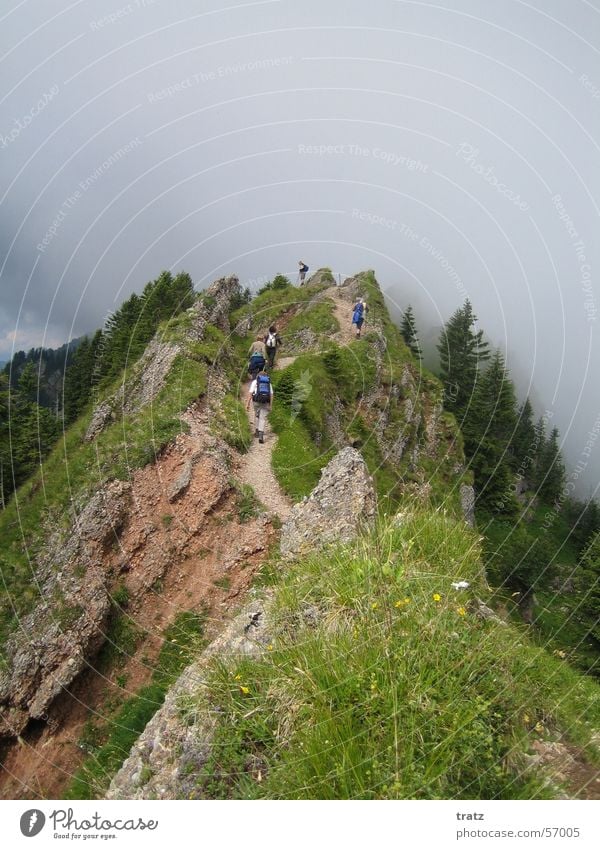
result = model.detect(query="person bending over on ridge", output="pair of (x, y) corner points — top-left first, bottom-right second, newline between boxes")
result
(264, 324), (282, 370)
(298, 260), (309, 285)
(352, 297), (368, 338)
(248, 334), (267, 379)
(246, 369), (273, 444)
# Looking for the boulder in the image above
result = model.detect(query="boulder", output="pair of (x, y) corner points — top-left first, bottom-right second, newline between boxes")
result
(280, 448), (377, 559)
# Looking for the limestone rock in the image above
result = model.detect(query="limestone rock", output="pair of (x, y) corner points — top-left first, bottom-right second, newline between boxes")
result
(107, 599), (272, 800)
(280, 447), (377, 559)
(305, 268), (335, 288)
(186, 275), (241, 342)
(0, 480), (131, 738)
(460, 484), (475, 526)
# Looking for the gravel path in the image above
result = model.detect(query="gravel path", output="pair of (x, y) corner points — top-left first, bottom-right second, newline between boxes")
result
(237, 360), (294, 521)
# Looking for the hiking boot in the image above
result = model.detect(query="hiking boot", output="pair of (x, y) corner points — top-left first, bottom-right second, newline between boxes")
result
(255, 428), (260, 437)
(259, 432), (264, 444)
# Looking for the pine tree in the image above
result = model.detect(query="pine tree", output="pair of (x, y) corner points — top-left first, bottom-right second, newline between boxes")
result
(463, 351), (518, 514)
(576, 531), (600, 641)
(437, 299), (489, 418)
(399, 305), (421, 360)
(0, 373), (9, 508)
(537, 427), (565, 503)
(510, 398), (535, 473)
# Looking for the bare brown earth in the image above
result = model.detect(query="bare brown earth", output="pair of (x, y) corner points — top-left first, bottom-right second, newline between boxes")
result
(0, 399), (280, 800)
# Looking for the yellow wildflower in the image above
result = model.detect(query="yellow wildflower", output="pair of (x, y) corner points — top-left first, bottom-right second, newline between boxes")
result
(523, 713), (530, 724)
(267, 644), (274, 651)
(234, 674), (241, 681)
(553, 649), (566, 659)
(433, 593), (442, 603)
(534, 721), (544, 733)
(395, 597), (411, 608)
(457, 606), (466, 616)
(371, 601), (378, 610)
(240, 686), (250, 695)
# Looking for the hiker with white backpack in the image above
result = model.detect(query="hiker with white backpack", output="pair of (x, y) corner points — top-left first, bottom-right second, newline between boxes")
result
(246, 369), (273, 444)
(264, 324), (282, 370)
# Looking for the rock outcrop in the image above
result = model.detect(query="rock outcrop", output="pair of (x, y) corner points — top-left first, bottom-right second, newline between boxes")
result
(85, 275), (241, 442)
(0, 480), (131, 738)
(280, 448), (377, 559)
(305, 268), (336, 288)
(186, 274), (240, 341)
(460, 484), (475, 526)
(107, 598), (272, 800)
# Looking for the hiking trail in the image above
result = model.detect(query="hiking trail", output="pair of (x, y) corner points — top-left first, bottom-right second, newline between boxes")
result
(237, 357), (295, 521)
(235, 285), (358, 522)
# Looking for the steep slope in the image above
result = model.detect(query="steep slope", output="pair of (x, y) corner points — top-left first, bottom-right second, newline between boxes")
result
(0, 275), (279, 798)
(6, 266), (591, 803)
(108, 451), (600, 800)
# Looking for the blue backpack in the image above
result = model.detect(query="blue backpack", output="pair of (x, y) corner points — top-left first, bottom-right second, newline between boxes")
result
(249, 352), (265, 371)
(353, 302), (364, 323)
(253, 373), (271, 403)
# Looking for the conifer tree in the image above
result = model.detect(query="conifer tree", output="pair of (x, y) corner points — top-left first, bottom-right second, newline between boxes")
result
(511, 398), (536, 473)
(463, 351), (518, 514)
(437, 299), (489, 418)
(537, 427), (565, 504)
(399, 305), (421, 360)
(576, 530), (600, 641)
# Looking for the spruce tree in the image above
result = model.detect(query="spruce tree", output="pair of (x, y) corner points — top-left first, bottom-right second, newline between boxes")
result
(399, 305), (421, 360)
(537, 427), (565, 504)
(437, 299), (489, 418)
(463, 351), (518, 514)
(511, 398), (535, 473)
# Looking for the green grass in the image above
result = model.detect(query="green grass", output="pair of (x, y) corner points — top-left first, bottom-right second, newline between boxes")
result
(188, 508), (600, 799)
(230, 281), (330, 337)
(64, 610), (207, 799)
(283, 300), (339, 348)
(212, 393), (252, 453)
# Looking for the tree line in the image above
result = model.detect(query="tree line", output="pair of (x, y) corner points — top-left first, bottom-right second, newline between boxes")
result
(400, 300), (599, 635)
(0, 270), (195, 507)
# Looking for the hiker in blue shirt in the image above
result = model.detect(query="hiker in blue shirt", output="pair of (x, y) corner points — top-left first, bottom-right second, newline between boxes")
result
(246, 370), (273, 444)
(352, 298), (368, 338)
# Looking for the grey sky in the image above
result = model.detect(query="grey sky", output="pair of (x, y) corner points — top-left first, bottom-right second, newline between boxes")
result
(1, 0), (599, 496)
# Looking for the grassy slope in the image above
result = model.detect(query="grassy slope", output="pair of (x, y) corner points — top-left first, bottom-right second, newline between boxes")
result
(188, 507), (600, 800)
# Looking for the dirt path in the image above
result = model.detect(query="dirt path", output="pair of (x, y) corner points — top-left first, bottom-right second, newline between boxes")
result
(325, 286), (361, 346)
(236, 357), (296, 522)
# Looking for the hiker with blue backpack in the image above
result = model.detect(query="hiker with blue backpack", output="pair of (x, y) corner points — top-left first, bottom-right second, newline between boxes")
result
(246, 369), (273, 444)
(248, 334), (267, 378)
(352, 298), (368, 338)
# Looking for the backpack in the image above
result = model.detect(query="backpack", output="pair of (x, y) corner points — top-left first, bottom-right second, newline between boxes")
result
(250, 352), (265, 370)
(253, 373), (271, 403)
(266, 331), (277, 349)
(353, 303), (364, 322)
(301, 264), (309, 273)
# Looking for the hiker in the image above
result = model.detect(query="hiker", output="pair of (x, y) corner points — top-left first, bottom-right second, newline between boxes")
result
(298, 260), (309, 285)
(352, 298), (368, 338)
(246, 369), (273, 444)
(248, 335), (267, 378)
(264, 324), (282, 370)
